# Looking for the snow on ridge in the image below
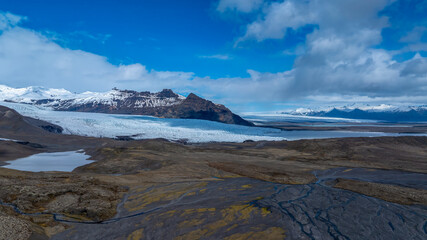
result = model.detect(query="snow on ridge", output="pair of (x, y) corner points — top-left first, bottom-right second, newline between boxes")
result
(279, 103), (427, 115)
(241, 112), (376, 123)
(0, 85), (73, 103)
(1, 101), (285, 143)
(3, 101), (425, 143)
(3, 102), (419, 142)
(0, 85), (185, 108)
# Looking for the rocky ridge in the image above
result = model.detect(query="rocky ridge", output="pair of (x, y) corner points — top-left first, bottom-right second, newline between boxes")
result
(0, 85), (253, 126)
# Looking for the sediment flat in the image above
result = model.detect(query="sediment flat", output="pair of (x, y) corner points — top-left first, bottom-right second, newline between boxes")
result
(1, 106), (426, 239)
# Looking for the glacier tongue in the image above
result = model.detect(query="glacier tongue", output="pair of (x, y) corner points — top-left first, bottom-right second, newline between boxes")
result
(1, 102), (285, 143)
(3, 102), (424, 143)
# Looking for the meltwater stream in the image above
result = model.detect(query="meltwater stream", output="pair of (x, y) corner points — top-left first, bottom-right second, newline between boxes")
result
(1, 150), (94, 172)
(51, 177), (427, 240)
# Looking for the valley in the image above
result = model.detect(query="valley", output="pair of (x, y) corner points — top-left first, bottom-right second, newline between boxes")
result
(0, 105), (426, 239)
(2, 2), (427, 239)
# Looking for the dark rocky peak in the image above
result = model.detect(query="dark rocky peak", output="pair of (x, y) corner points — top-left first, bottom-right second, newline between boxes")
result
(183, 93), (216, 108)
(185, 93), (203, 100)
(114, 88), (138, 95)
(0, 106), (22, 120)
(327, 108), (343, 114)
(137, 91), (151, 96)
(157, 89), (178, 98)
(0, 105), (63, 134)
(114, 88), (175, 98)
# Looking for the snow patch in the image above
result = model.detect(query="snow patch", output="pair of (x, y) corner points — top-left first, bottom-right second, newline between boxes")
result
(0, 85), (186, 109)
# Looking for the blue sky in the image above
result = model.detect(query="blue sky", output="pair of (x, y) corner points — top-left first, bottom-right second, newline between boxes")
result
(0, 0), (305, 78)
(0, 0), (426, 112)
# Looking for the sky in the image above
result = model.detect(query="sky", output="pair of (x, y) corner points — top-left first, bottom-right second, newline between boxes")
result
(0, 0), (426, 112)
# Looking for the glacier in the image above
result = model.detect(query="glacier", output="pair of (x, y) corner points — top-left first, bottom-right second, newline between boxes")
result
(241, 112), (378, 123)
(2, 102), (426, 143)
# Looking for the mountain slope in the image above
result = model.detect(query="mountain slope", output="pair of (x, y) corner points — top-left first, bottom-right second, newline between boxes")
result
(315, 108), (427, 122)
(284, 104), (427, 122)
(0, 105), (63, 136)
(0, 85), (253, 126)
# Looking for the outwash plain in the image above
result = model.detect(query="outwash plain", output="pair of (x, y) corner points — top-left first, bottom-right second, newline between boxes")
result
(0, 105), (426, 240)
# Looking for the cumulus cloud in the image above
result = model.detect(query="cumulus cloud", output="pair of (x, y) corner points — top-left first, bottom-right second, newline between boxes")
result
(397, 26), (427, 52)
(0, 12), (194, 92)
(0, 12), (25, 30)
(217, 0), (263, 13)
(237, 1), (316, 42)
(228, 0), (427, 103)
(400, 26), (427, 43)
(238, 0), (390, 42)
(1, 5), (427, 109)
(400, 53), (427, 78)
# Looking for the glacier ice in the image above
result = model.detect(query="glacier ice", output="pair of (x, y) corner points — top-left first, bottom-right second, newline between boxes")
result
(2, 102), (424, 143)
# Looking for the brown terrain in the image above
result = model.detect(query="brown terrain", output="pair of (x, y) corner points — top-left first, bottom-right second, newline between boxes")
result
(0, 105), (426, 239)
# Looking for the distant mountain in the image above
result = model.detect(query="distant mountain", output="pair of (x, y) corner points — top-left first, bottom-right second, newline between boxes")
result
(310, 108), (427, 122)
(284, 104), (427, 122)
(0, 85), (253, 126)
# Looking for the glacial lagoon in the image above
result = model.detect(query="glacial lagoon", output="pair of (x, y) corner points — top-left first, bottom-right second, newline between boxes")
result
(2, 150), (94, 172)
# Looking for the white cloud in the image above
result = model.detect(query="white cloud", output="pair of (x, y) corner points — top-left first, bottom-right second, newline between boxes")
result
(400, 26), (427, 43)
(0, 12), (194, 93)
(237, 1), (316, 42)
(394, 26), (427, 53)
(400, 53), (427, 77)
(406, 43), (427, 52)
(1, 7), (427, 109)
(0, 12), (25, 30)
(198, 54), (231, 60)
(237, 0), (391, 43)
(217, 0), (263, 13)
(69, 31), (112, 44)
(226, 0), (427, 103)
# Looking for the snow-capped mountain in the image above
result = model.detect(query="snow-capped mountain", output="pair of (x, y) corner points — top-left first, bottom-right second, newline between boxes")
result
(0, 85), (185, 109)
(283, 104), (427, 122)
(2, 102), (411, 143)
(0, 85), (73, 103)
(284, 104), (426, 115)
(0, 85), (253, 126)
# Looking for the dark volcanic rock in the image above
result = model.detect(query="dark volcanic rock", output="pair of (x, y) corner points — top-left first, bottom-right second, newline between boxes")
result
(153, 93), (254, 126)
(0, 106), (63, 135)
(115, 136), (135, 141)
(50, 89), (254, 126)
(23, 117), (63, 134)
(16, 141), (45, 148)
(2, 86), (254, 126)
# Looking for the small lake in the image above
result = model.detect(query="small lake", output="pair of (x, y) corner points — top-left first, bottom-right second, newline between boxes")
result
(2, 150), (94, 172)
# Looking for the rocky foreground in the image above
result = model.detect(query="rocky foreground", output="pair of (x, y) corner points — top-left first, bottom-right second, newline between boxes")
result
(0, 106), (426, 239)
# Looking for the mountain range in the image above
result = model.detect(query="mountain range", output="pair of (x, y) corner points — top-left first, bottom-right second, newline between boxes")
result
(4, 85), (427, 123)
(285, 104), (427, 122)
(0, 85), (253, 126)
